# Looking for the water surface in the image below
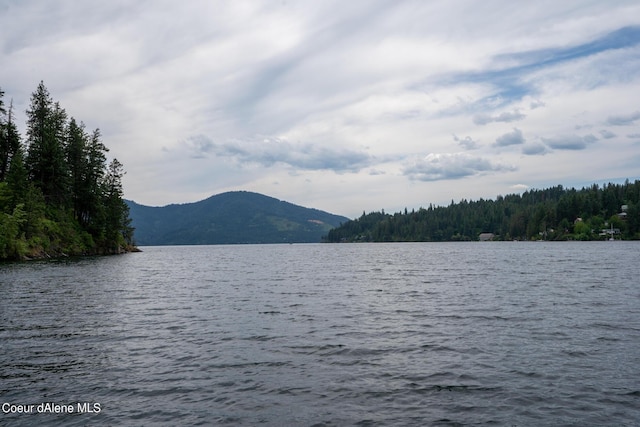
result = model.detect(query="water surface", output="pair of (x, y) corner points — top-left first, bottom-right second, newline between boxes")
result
(1, 242), (639, 425)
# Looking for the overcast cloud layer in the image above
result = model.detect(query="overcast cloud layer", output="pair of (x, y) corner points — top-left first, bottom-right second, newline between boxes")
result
(1, 0), (639, 218)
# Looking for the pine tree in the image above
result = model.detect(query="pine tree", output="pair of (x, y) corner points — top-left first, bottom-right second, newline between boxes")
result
(0, 98), (26, 213)
(66, 117), (89, 222)
(0, 81), (136, 259)
(83, 128), (108, 235)
(102, 158), (133, 251)
(0, 90), (19, 181)
(25, 81), (69, 207)
(0, 87), (6, 179)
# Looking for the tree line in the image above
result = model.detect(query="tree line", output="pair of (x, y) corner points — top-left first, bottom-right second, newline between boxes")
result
(324, 180), (640, 242)
(0, 82), (134, 260)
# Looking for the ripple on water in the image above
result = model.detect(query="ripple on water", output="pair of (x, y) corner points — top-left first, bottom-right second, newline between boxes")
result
(1, 242), (639, 426)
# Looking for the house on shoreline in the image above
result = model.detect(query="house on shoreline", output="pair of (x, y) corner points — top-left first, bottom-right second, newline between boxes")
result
(479, 232), (495, 241)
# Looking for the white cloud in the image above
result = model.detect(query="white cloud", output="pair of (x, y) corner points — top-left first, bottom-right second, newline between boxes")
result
(453, 134), (479, 150)
(1, 1), (639, 217)
(522, 143), (549, 156)
(474, 110), (527, 126)
(542, 134), (598, 150)
(510, 184), (530, 192)
(606, 111), (640, 126)
(599, 129), (616, 139)
(178, 135), (376, 173)
(529, 99), (546, 109)
(403, 152), (516, 182)
(494, 128), (525, 147)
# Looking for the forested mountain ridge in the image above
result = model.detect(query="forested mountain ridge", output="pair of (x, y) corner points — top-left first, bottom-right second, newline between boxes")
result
(325, 180), (640, 242)
(126, 191), (350, 245)
(0, 82), (134, 260)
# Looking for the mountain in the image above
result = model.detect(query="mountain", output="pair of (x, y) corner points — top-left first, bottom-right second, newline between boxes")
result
(125, 191), (350, 245)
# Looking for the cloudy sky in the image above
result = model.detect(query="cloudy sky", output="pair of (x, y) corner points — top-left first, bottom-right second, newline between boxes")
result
(1, 0), (639, 218)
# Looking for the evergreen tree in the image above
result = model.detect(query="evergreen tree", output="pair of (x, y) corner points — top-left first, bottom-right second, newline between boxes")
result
(6, 141), (28, 210)
(102, 158), (133, 250)
(0, 92), (20, 182)
(84, 128), (108, 233)
(66, 117), (89, 222)
(325, 180), (640, 242)
(0, 99), (26, 213)
(25, 81), (69, 207)
(0, 87), (7, 179)
(0, 81), (135, 259)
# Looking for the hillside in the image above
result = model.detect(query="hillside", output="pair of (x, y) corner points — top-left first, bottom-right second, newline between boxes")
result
(325, 180), (640, 242)
(126, 191), (350, 245)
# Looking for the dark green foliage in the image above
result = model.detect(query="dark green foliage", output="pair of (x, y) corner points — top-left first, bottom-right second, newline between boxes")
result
(0, 98), (21, 181)
(325, 181), (640, 242)
(25, 82), (70, 207)
(0, 82), (134, 260)
(127, 191), (349, 245)
(102, 159), (134, 250)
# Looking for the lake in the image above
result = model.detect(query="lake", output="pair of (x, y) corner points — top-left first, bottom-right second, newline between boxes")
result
(1, 242), (639, 426)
